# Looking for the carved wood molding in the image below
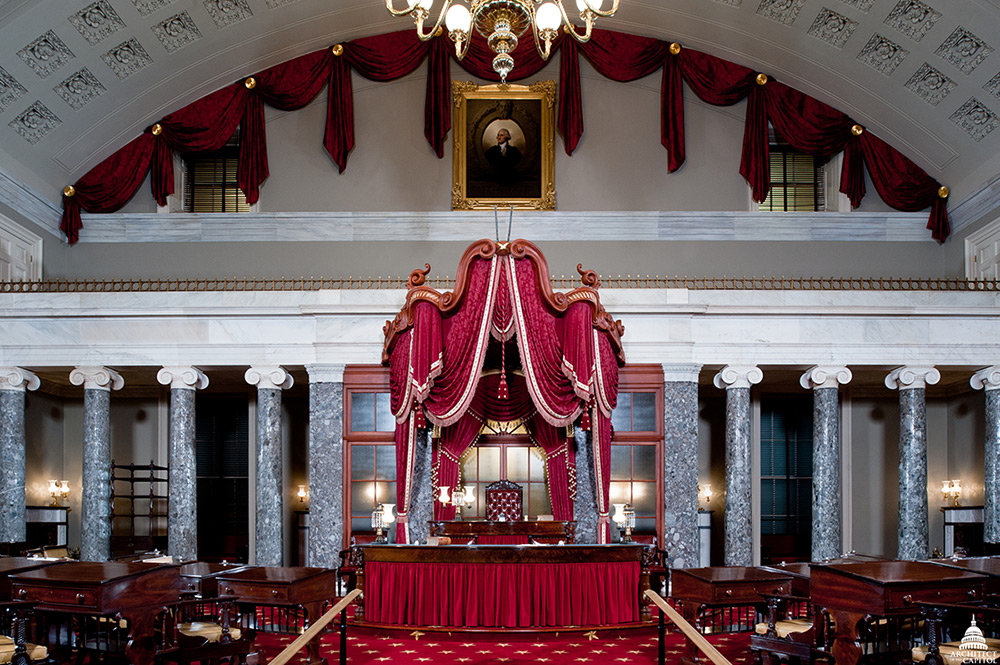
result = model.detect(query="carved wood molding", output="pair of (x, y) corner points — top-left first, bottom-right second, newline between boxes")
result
(381, 238), (625, 365)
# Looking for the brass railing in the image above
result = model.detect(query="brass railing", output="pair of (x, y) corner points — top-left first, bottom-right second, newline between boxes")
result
(645, 589), (733, 665)
(269, 588), (362, 665)
(1, 275), (996, 293)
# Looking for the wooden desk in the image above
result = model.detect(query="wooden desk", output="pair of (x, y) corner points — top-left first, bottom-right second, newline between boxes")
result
(928, 556), (1000, 594)
(671, 566), (793, 665)
(0, 557), (60, 600)
(809, 560), (987, 665)
(216, 566), (337, 665)
(359, 543), (646, 628)
(10, 561), (181, 665)
(178, 561), (254, 597)
(428, 520), (576, 543)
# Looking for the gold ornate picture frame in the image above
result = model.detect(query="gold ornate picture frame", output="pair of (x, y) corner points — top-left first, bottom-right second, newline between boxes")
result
(452, 80), (556, 210)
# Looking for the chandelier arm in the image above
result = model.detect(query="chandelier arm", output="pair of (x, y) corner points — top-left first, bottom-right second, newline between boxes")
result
(530, 22), (556, 61)
(564, 14), (595, 43)
(385, 0), (454, 42)
(385, 0), (420, 17)
(453, 29), (473, 60)
(588, 0), (620, 19)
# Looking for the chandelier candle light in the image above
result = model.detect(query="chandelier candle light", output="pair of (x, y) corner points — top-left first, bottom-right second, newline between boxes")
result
(386, 0), (620, 81)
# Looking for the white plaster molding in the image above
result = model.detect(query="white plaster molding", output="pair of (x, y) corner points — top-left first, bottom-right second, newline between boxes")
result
(245, 366), (294, 391)
(305, 364), (346, 384)
(713, 365), (763, 390)
(156, 366), (209, 391)
(69, 366), (124, 391)
(971, 366), (1000, 391)
(0, 367), (39, 392)
(799, 365), (853, 390)
(661, 363), (702, 383)
(884, 366), (940, 390)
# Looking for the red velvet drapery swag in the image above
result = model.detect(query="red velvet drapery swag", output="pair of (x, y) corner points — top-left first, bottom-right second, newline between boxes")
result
(383, 239), (625, 544)
(61, 29), (949, 244)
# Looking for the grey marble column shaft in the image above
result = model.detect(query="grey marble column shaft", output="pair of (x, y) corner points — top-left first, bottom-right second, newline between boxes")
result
(81, 388), (113, 562)
(306, 365), (344, 567)
(255, 387), (284, 565)
(408, 428), (434, 545)
(723, 387), (753, 566)
(167, 388), (197, 561)
(662, 365), (701, 568)
(886, 366), (938, 561)
(811, 387), (842, 561)
(897, 388), (929, 560)
(71, 367), (123, 562)
(714, 365), (761, 567)
(573, 427), (599, 544)
(972, 367), (1000, 544)
(0, 390), (27, 542)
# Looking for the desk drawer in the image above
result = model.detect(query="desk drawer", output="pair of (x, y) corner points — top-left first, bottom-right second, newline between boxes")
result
(15, 585), (98, 610)
(887, 584), (980, 609)
(709, 581), (790, 603)
(219, 581), (289, 603)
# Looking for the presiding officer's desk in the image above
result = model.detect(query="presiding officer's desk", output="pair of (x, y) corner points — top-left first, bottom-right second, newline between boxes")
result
(428, 520), (576, 544)
(357, 543), (647, 628)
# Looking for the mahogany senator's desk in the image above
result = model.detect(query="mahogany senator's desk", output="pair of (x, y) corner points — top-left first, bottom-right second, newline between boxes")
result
(809, 560), (987, 665)
(0, 557), (61, 600)
(928, 556), (1000, 594)
(671, 566), (794, 665)
(428, 520), (576, 544)
(178, 561), (253, 597)
(215, 565), (337, 665)
(358, 543), (647, 628)
(10, 561), (181, 665)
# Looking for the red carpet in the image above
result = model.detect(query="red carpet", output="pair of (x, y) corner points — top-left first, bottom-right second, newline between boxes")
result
(256, 625), (753, 664)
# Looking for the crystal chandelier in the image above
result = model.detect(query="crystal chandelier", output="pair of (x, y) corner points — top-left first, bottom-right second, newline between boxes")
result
(386, 0), (620, 82)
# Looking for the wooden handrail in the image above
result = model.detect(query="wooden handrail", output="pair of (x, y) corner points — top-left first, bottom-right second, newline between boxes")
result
(644, 589), (733, 665)
(269, 589), (363, 665)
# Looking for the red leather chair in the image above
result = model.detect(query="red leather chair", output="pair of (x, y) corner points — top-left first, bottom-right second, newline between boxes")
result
(485, 480), (523, 521)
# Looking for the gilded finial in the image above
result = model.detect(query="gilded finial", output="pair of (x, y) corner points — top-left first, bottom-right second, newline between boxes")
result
(851, 124), (864, 136)
(331, 44), (344, 56)
(244, 77), (256, 90)
(938, 185), (949, 199)
(151, 123), (163, 136)
(755, 73), (768, 85)
(669, 42), (681, 55)
(63, 185), (75, 197)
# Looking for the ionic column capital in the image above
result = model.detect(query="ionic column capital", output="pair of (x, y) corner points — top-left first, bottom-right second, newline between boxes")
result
(157, 366), (209, 391)
(0, 367), (40, 392)
(70, 366), (124, 391)
(800, 365), (853, 390)
(885, 366), (940, 391)
(245, 366), (294, 390)
(306, 364), (346, 384)
(661, 363), (702, 383)
(971, 366), (1000, 391)
(713, 365), (763, 390)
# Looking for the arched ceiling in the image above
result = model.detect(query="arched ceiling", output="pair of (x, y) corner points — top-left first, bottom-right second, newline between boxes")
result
(2, 0), (1000, 212)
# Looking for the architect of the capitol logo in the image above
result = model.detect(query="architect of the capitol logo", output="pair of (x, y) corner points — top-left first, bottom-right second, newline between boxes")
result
(957, 617), (999, 663)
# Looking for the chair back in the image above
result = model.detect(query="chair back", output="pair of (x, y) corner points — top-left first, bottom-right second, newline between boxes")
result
(485, 480), (523, 521)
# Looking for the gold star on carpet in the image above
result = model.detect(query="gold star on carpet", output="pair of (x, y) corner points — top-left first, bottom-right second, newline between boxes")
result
(584, 631), (599, 641)
(410, 631), (425, 640)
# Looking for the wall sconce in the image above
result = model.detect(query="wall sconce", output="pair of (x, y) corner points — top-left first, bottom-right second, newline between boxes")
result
(49, 480), (70, 507)
(297, 485), (307, 503)
(612, 502), (635, 543)
(942, 479), (962, 507)
(371, 503), (396, 544)
(699, 483), (713, 506)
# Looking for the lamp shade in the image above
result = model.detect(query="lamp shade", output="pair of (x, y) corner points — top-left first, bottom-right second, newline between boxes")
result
(536, 3), (562, 31)
(438, 485), (451, 504)
(382, 503), (396, 524)
(445, 3), (472, 33)
(612, 502), (627, 525)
